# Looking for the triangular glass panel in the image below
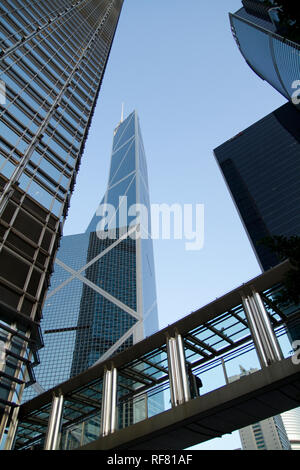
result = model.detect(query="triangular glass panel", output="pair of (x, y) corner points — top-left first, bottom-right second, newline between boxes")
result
(70, 284), (137, 375)
(86, 197), (105, 233)
(109, 139), (136, 186)
(109, 138), (135, 183)
(139, 139), (149, 188)
(113, 112), (135, 152)
(106, 174), (136, 229)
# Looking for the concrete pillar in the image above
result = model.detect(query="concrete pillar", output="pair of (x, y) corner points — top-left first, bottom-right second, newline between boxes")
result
(44, 393), (64, 450)
(166, 332), (190, 407)
(241, 288), (283, 368)
(101, 366), (117, 437)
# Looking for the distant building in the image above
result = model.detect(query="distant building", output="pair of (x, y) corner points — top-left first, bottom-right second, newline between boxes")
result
(281, 408), (300, 451)
(239, 415), (291, 450)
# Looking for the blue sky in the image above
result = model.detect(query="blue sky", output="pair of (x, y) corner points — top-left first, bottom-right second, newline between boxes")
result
(63, 0), (287, 449)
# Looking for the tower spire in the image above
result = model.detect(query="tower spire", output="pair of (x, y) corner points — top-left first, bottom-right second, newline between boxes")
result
(120, 102), (124, 123)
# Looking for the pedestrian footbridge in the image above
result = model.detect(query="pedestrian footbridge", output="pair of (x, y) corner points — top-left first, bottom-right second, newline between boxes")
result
(7, 261), (300, 450)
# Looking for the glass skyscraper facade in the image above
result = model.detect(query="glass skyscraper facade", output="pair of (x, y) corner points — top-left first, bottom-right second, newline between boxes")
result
(22, 110), (160, 402)
(214, 102), (300, 272)
(230, 1), (300, 105)
(214, 102), (300, 342)
(0, 0), (124, 444)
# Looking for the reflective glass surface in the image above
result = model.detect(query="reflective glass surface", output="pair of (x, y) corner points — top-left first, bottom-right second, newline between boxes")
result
(272, 38), (300, 101)
(231, 15), (288, 97)
(214, 103), (300, 271)
(214, 102), (300, 341)
(231, 8), (300, 104)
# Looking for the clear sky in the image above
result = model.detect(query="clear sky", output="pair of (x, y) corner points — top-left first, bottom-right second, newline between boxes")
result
(63, 0), (287, 449)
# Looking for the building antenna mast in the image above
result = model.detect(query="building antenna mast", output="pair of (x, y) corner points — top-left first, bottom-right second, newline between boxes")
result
(121, 102), (124, 123)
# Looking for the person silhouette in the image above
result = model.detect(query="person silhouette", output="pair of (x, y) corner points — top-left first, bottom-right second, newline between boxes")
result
(187, 366), (203, 398)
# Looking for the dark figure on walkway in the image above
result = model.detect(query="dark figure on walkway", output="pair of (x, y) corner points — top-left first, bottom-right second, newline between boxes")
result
(188, 367), (203, 399)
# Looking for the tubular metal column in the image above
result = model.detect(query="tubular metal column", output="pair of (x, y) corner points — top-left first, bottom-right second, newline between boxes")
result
(101, 366), (117, 437)
(0, 340), (5, 371)
(166, 332), (190, 407)
(241, 288), (283, 368)
(3, 407), (19, 450)
(44, 393), (64, 450)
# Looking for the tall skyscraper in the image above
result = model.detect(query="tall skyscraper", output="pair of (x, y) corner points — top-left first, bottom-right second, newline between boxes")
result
(0, 0), (124, 444)
(22, 110), (160, 402)
(214, 102), (300, 342)
(229, 367), (291, 450)
(214, 102), (300, 272)
(229, 1), (300, 105)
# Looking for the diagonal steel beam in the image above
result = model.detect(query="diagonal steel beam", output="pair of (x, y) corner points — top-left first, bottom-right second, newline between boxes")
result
(55, 259), (141, 321)
(47, 225), (138, 299)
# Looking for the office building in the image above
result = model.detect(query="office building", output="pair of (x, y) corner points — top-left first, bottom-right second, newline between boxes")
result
(229, 0), (300, 105)
(214, 102), (300, 272)
(0, 0), (124, 444)
(22, 110), (160, 404)
(239, 415), (291, 450)
(214, 102), (300, 342)
(281, 408), (300, 450)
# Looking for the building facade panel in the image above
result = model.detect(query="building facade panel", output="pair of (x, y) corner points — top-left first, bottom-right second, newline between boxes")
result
(230, 4), (300, 105)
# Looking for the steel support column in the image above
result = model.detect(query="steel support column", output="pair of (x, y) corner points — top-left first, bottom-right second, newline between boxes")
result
(101, 366), (117, 437)
(241, 288), (283, 368)
(3, 406), (19, 450)
(44, 393), (64, 450)
(166, 332), (190, 407)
